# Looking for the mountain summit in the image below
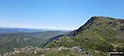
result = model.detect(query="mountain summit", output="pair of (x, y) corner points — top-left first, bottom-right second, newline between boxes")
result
(47, 16), (124, 56)
(71, 16), (124, 36)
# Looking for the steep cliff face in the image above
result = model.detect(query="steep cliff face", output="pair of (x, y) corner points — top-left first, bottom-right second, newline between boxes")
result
(47, 16), (124, 56)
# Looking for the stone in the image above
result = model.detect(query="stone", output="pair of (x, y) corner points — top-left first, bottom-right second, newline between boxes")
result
(71, 46), (85, 53)
(33, 51), (37, 54)
(57, 47), (70, 51)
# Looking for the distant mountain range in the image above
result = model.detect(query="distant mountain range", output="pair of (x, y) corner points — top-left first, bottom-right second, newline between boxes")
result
(0, 28), (69, 54)
(0, 27), (47, 34)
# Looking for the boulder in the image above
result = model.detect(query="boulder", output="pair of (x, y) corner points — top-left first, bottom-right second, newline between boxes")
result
(57, 47), (70, 51)
(71, 46), (85, 53)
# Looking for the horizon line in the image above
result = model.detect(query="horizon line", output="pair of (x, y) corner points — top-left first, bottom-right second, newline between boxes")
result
(0, 26), (76, 31)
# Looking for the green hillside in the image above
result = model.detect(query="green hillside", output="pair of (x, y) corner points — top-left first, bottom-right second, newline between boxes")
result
(2, 16), (124, 56)
(47, 16), (124, 56)
(0, 31), (67, 54)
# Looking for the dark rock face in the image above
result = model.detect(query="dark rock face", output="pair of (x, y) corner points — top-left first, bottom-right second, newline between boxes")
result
(120, 26), (124, 30)
(108, 22), (113, 24)
(120, 29), (124, 30)
(43, 35), (65, 47)
(84, 17), (96, 26)
(70, 17), (97, 36)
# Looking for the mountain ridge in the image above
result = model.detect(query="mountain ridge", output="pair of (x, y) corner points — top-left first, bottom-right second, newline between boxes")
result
(47, 16), (124, 56)
(1, 16), (124, 56)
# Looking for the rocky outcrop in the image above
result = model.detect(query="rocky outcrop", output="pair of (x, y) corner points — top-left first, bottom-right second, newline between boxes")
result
(2, 46), (92, 56)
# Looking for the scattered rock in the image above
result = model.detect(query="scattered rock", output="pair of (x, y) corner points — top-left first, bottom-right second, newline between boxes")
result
(0, 54), (2, 56)
(2, 46), (92, 56)
(33, 51), (37, 54)
(57, 47), (70, 51)
(86, 52), (92, 56)
(40, 54), (45, 56)
(44, 48), (50, 50)
(71, 46), (85, 53)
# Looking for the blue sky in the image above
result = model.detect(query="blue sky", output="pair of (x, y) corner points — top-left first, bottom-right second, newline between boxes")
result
(0, 0), (124, 30)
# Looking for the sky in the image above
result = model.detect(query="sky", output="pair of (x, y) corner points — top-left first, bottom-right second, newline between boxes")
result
(0, 0), (124, 30)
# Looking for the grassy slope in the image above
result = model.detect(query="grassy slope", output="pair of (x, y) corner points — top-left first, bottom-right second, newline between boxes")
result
(0, 31), (67, 54)
(47, 16), (124, 56)
(6, 16), (124, 56)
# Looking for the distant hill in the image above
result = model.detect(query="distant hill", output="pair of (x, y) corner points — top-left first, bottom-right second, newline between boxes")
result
(47, 16), (124, 56)
(0, 27), (46, 34)
(0, 31), (68, 54)
(2, 16), (124, 56)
